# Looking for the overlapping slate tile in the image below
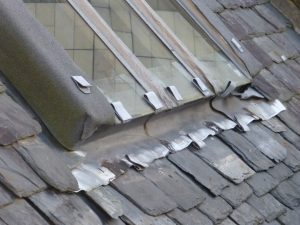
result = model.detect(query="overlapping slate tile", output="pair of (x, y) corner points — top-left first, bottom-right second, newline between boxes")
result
(269, 33), (299, 59)
(261, 117), (287, 133)
(142, 159), (206, 211)
(194, 137), (255, 184)
(278, 208), (300, 225)
(230, 203), (264, 225)
(291, 172), (300, 187)
(282, 140), (300, 172)
(286, 60), (300, 76)
(199, 196), (233, 223)
(268, 163), (293, 182)
(246, 172), (279, 197)
(0, 94), (41, 146)
(271, 179), (300, 209)
(87, 186), (123, 219)
(279, 96), (300, 135)
(284, 29), (300, 53)
(105, 186), (176, 225)
(254, 3), (291, 31)
(242, 123), (287, 162)
(168, 150), (229, 196)
(0, 199), (49, 225)
(112, 169), (177, 216)
(194, 0), (224, 12)
(251, 69), (293, 101)
(30, 190), (103, 225)
(15, 138), (78, 192)
(168, 208), (213, 225)
(219, 130), (274, 172)
(281, 128), (300, 150)
(0, 146), (46, 197)
(247, 194), (286, 222)
(217, 0), (268, 9)
(221, 183), (253, 208)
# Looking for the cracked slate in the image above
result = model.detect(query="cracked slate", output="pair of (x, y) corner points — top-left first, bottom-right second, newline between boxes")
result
(112, 169), (177, 216)
(267, 163), (293, 183)
(15, 138), (79, 192)
(30, 190), (103, 225)
(87, 186), (123, 219)
(221, 183), (253, 208)
(242, 123), (287, 163)
(271, 179), (300, 209)
(230, 203), (264, 225)
(247, 194), (286, 222)
(0, 146), (46, 197)
(199, 196), (233, 224)
(278, 208), (300, 225)
(142, 158), (206, 211)
(167, 208), (213, 225)
(219, 130), (274, 172)
(0, 199), (49, 225)
(246, 172), (279, 197)
(168, 150), (229, 196)
(194, 137), (255, 184)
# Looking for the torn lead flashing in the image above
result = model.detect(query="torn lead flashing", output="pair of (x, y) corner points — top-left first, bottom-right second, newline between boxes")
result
(144, 91), (164, 110)
(192, 78), (211, 97)
(166, 86), (183, 101)
(71, 76), (92, 94)
(111, 101), (132, 123)
(231, 38), (244, 53)
(233, 87), (265, 99)
(221, 81), (236, 97)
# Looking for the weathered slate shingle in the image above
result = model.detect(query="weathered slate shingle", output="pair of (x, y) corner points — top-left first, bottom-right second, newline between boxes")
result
(246, 172), (279, 197)
(221, 183), (253, 208)
(268, 163), (293, 182)
(278, 208), (300, 225)
(168, 208), (213, 225)
(112, 169), (177, 216)
(30, 190), (104, 225)
(230, 203), (264, 225)
(168, 150), (229, 196)
(142, 159), (206, 211)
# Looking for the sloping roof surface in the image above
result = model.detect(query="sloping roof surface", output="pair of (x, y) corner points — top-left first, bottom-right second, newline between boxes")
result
(0, 0), (299, 225)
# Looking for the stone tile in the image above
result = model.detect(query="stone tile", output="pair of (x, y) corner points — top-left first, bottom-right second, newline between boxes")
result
(112, 169), (177, 216)
(269, 33), (299, 59)
(286, 60), (300, 77)
(196, 0), (224, 12)
(268, 163), (293, 183)
(262, 221), (281, 225)
(15, 138), (79, 192)
(284, 30), (300, 54)
(168, 208), (213, 225)
(291, 172), (300, 187)
(30, 190), (103, 225)
(230, 203), (264, 225)
(168, 150), (229, 196)
(278, 208), (300, 225)
(271, 179), (300, 209)
(281, 128), (300, 150)
(246, 172), (279, 197)
(282, 140), (300, 172)
(0, 184), (13, 208)
(221, 183), (253, 208)
(199, 196), (233, 224)
(219, 130), (274, 172)
(248, 194), (286, 222)
(219, 218), (237, 225)
(195, 137), (255, 184)
(142, 159), (206, 211)
(242, 123), (287, 163)
(0, 199), (49, 225)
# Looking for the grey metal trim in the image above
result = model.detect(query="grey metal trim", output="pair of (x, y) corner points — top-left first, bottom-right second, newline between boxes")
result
(111, 102), (132, 123)
(71, 76), (92, 94)
(166, 86), (183, 101)
(144, 91), (164, 111)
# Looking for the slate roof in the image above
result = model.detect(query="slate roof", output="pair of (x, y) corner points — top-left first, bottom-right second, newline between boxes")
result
(0, 0), (300, 225)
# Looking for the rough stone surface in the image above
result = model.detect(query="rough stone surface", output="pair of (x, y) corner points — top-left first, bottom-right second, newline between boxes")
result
(168, 208), (213, 225)
(221, 183), (253, 208)
(246, 172), (279, 197)
(268, 163), (293, 182)
(230, 203), (264, 225)
(278, 208), (300, 225)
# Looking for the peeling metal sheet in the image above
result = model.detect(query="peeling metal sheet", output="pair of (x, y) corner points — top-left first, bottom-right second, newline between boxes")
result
(71, 76), (92, 94)
(220, 81), (236, 97)
(127, 145), (169, 168)
(111, 101), (132, 122)
(160, 132), (193, 152)
(234, 113), (257, 132)
(233, 87), (265, 99)
(144, 91), (164, 110)
(166, 86), (183, 101)
(246, 99), (286, 120)
(72, 164), (115, 191)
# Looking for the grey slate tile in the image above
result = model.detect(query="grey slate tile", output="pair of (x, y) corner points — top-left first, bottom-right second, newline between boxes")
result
(230, 203), (264, 225)
(142, 159), (206, 211)
(284, 30), (300, 54)
(262, 221), (281, 225)
(286, 60), (300, 77)
(220, 218), (237, 225)
(217, 0), (268, 9)
(219, 130), (274, 172)
(15, 138), (79, 192)
(278, 208), (300, 225)
(269, 33), (299, 59)
(106, 186), (176, 225)
(247, 194), (286, 222)
(193, 0), (224, 12)
(0, 146), (46, 197)
(168, 150), (229, 196)
(242, 123), (287, 163)
(281, 128), (300, 150)
(0, 199), (49, 225)
(112, 169), (177, 216)
(194, 137), (255, 184)
(282, 141), (300, 172)
(255, 3), (291, 31)
(199, 196), (233, 224)
(271, 179), (300, 209)
(167, 208), (213, 225)
(291, 172), (300, 187)
(0, 94), (41, 146)
(221, 183), (253, 208)
(268, 163), (293, 183)
(30, 190), (103, 225)
(0, 184), (14, 208)
(246, 172), (279, 197)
